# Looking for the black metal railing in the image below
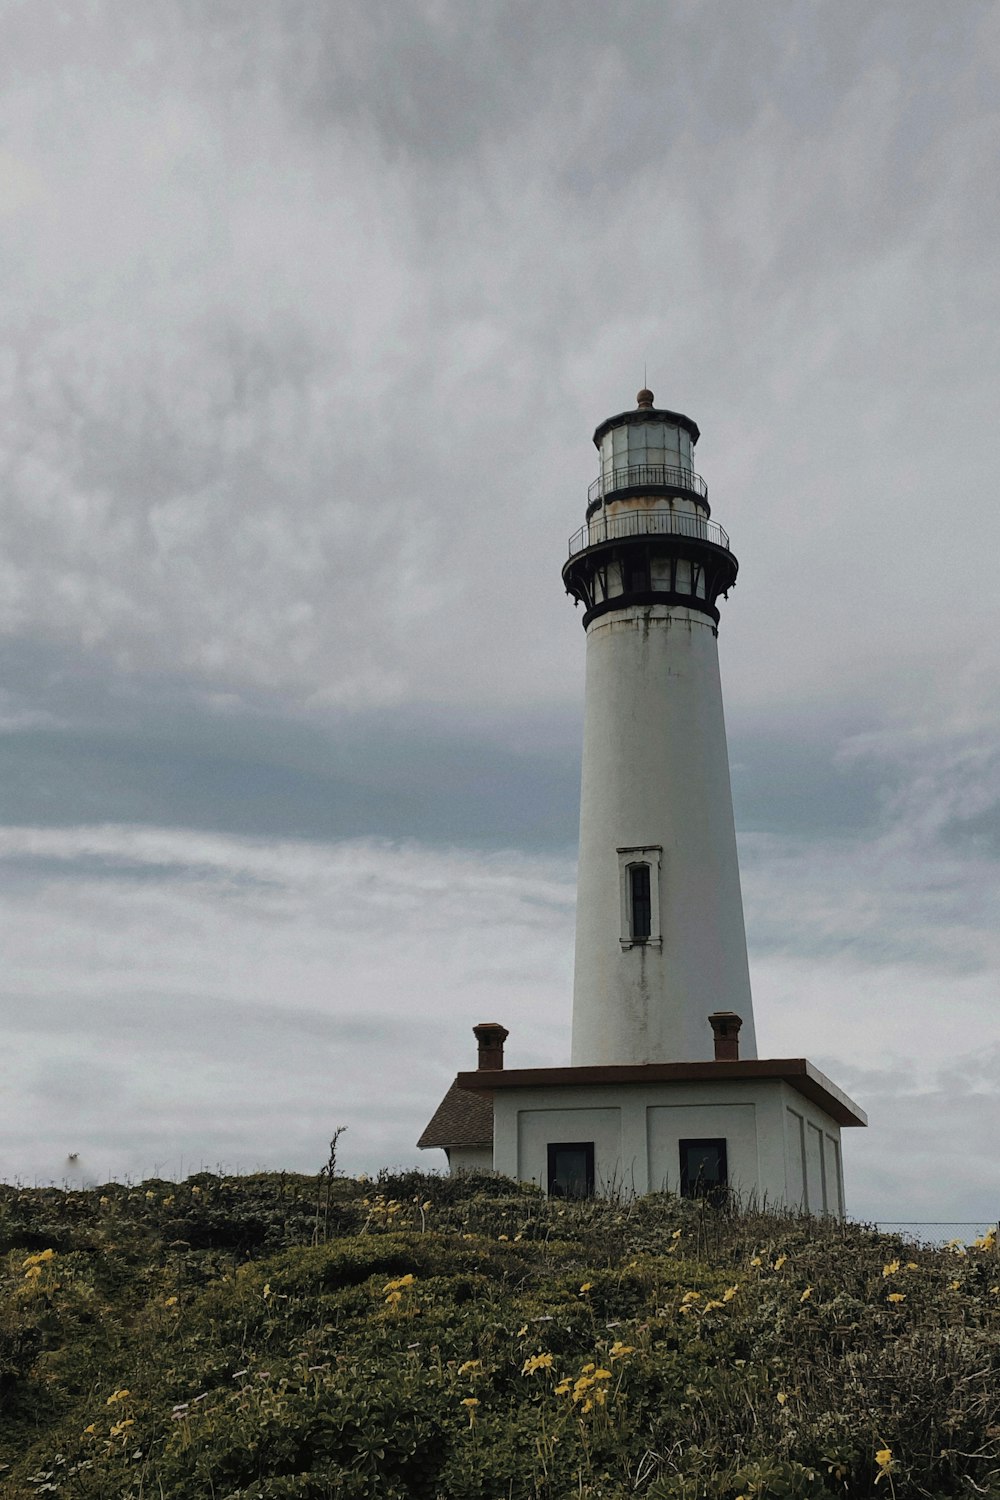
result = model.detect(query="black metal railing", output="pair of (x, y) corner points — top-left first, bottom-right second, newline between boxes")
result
(568, 508), (730, 559)
(588, 464), (708, 506)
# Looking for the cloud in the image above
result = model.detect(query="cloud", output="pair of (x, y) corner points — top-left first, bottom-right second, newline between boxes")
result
(0, 825), (575, 1184)
(0, 2), (996, 1228)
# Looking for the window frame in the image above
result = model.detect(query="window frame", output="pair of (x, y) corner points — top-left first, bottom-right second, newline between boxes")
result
(617, 845), (662, 948)
(546, 1141), (595, 1199)
(678, 1137), (729, 1206)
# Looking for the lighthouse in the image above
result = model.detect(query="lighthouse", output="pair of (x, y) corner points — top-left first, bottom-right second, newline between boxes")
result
(564, 389), (756, 1067)
(419, 390), (865, 1209)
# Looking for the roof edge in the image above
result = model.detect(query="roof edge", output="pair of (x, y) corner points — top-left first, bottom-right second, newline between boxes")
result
(455, 1058), (866, 1128)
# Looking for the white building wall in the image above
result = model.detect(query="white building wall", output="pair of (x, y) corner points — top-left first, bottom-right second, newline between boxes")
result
(447, 1146), (494, 1173)
(572, 604), (756, 1066)
(492, 1079), (844, 1212)
(646, 1102), (758, 1199)
(780, 1084), (845, 1215)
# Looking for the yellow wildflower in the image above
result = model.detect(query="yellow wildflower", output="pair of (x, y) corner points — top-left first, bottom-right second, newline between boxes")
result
(609, 1340), (635, 1360)
(164, 1296), (178, 1308)
(949, 1279), (961, 1291)
(521, 1352), (554, 1375)
(263, 1283), (271, 1300)
(723, 1284), (739, 1301)
(777, 1391), (787, 1406)
(554, 1378), (573, 1396)
(384, 1289), (402, 1306)
(703, 1298), (725, 1312)
(875, 1447), (893, 1480)
(750, 1255), (762, 1267)
(906, 1262), (918, 1271)
(83, 1423), (97, 1436)
(887, 1292), (905, 1304)
(773, 1254), (788, 1271)
(579, 1281), (593, 1293)
(680, 1290), (701, 1304)
(461, 1397), (479, 1407)
(498, 1234), (509, 1241)
(799, 1286), (812, 1302)
(458, 1359), (483, 1377)
(882, 1260), (900, 1277)
(23, 1249), (55, 1268)
(23, 1265), (41, 1280)
(422, 1200), (432, 1211)
(592, 1368), (612, 1381)
(106, 1389), (131, 1406)
(516, 1324), (528, 1336)
(580, 1362), (595, 1375)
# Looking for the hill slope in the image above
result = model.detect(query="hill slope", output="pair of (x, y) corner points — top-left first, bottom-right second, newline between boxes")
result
(1, 1170), (997, 1498)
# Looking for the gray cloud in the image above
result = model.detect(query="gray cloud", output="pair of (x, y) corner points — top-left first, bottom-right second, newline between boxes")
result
(0, 2), (997, 1221)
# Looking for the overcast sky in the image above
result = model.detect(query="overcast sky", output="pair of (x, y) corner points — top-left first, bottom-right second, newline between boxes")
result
(1, 1), (998, 1227)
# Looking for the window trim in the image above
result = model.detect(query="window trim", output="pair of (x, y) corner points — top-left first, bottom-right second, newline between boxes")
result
(617, 845), (662, 948)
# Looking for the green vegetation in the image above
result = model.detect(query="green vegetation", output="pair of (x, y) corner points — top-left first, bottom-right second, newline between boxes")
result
(0, 1169), (998, 1498)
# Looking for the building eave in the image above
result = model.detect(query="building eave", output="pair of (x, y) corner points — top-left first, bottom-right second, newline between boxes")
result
(455, 1058), (866, 1128)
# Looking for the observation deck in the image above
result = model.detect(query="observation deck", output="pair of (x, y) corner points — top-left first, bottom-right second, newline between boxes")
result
(568, 507), (731, 562)
(588, 462), (709, 510)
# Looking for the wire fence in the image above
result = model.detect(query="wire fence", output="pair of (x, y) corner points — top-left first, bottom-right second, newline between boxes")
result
(861, 1220), (998, 1247)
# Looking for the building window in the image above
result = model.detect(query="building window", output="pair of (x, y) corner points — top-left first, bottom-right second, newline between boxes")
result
(547, 1142), (594, 1199)
(679, 1138), (728, 1205)
(617, 846), (662, 948)
(629, 863), (651, 939)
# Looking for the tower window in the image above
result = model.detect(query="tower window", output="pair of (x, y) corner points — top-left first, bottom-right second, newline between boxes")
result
(679, 1138), (728, 1205)
(617, 845), (662, 948)
(629, 863), (651, 939)
(626, 555), (650, 593)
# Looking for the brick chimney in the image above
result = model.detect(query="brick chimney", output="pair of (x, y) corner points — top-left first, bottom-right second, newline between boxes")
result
(473, 1022), (509, 1071)
(708, 1011), (743, 1061)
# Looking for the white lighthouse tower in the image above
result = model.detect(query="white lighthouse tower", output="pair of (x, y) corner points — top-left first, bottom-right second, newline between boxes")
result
(564, 389), (756, 1066)
(420, 390), (865, 1210)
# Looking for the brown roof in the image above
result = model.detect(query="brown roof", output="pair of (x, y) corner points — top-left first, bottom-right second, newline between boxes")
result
(455, 1058), (866, 1128)
(417, 1080), (495, 1150)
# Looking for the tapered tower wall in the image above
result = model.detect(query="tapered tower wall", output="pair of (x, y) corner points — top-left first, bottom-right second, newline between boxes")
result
(571, 601), (755, 1064)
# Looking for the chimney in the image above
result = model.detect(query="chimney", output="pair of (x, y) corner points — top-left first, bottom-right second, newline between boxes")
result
(708, 1011), (743, 1061)
(473, 1022), (509, 1071)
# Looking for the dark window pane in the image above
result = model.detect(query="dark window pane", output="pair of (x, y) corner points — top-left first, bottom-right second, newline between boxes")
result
(679, 1138), (728, 1205)
(547, 1142), (595, 1199)
(630, 863), (651, 939)
(627, 558), (650, 592)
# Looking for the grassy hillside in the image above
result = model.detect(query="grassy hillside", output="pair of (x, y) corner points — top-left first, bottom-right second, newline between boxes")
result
(0, 1169), (997, 1498)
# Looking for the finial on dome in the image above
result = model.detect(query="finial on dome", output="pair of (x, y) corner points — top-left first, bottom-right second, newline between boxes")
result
(636, 387), (654, 409)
